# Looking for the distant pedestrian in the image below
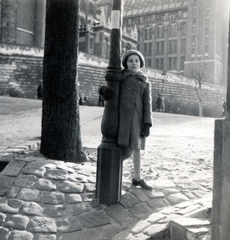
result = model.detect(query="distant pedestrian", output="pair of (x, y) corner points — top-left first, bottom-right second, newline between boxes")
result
(222, 98), (227, 117)
(98, 94), (104, 107)
(37, 83), (43, 99)
(156, 94), (162, 111)
(161, 94), (165, 112)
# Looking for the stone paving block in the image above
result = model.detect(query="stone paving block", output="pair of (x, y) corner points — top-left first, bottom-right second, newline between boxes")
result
(22, 163), (46, 177)
(129, 188), (149, 202)
(88, 176), (96, 183)
(27, 216), (57, 233)
(84, 183), (96, 192)
(34, 233), (57, 240)
(40, 191), (65, 205)
(0, 176), (11, 196)
(8, 230), (34, 240)
(171, 217), (211, 227)
(66, 193), (82, 204)
(131, 220), (151, 234)
(0, 226), (10, 239)
(152, 179), (176, 189)
(59, 228), (103, 240)
(181, 190), (198, 200)
(148, 198), (170, 211)
(70, 202), (91, 217)
(128, 202), (153, 219)
(36, 179), (57, 191)
(100, 223), (121, 239)
(104, 205), (136, 228)
(6, 186), (21, 198)
(166, 192), (189, 204)
(162, 188), (180, 194)
(81, 192), (95, 202)
(21, 202), (45, 216)
(8, 198), (23, 209)
(158, 214), (182, 223)
(120, 192), (139, 208)
(14, 174), (37, 188)
(144, 223), (169, 239)
(45, 204), (68, 218)
(147, 190), (165, 199)
(56, 163), (75, 173)
(147, 212), (166, 223)
(4, 148), (26, 154)
(175, 200), (197, 209)
(56, 216), (82, 233)
(77, 211), (111, 228)
(4, 214), (29, 230)
(68, 173), (88, 183)
(58, 181), (84, 193)
(126, 232), (150, 240)
(17, 188), (40, 202)
(12, 146), (30, 151)
(184, 206), (210, 218)
(186, 226), (210, 239)
(0, 198), (19, 214)
(176, 204), (201, 215)
(1, 159), (27, 176)
(110, 229), (131, 240)
(0, 213), (7, 225)
(45, 169), (67, 180)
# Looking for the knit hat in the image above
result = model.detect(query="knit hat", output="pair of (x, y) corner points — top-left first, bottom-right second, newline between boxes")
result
(121, 49), (145, 68)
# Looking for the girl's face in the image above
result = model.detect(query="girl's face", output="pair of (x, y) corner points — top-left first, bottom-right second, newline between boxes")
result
(126, 54), (141, 73)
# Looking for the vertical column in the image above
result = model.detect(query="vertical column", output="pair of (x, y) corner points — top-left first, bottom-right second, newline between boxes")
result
(1, 0), (17, 43)
(96, 0), (123, 205)
(212, 13), (230, 240)
(34, 0), (46, 48)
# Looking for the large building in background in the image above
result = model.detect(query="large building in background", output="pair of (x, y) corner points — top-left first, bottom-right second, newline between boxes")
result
(123, 0), (230, 85)
(0, 0), (229, 85)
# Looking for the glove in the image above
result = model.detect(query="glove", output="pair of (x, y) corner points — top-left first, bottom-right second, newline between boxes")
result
(141, 124), (151, 137)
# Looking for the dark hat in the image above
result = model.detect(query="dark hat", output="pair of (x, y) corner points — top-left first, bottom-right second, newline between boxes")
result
(121, 49), (145, 68)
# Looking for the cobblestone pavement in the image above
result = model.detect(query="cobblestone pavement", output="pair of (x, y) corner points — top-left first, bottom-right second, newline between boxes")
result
(0, 102), (215, 239)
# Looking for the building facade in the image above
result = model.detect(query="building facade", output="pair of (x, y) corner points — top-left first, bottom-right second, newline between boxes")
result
(123, 0), (230, 85)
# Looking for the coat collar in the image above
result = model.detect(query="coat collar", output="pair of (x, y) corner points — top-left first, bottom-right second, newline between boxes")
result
(121, 69), (148, 82)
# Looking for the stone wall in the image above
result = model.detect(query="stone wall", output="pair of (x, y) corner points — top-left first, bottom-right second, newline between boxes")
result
(0, 44), (226, 117)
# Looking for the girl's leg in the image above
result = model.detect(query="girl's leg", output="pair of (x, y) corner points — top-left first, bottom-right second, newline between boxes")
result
(133, 149), (141, 181)
(132, 149), (153, 190)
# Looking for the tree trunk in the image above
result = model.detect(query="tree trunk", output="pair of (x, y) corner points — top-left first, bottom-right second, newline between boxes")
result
(40, 0), (86, 162)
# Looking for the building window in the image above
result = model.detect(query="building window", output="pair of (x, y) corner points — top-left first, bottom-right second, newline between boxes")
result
(168, 40), (177, 54)
(156, 41), (164, 55)
(180, 56), (185, 70)
(88, 3), (94, 15)
(180, 39), (186, 53)
(80, 0), (86, 11)
(156, 58), (164, 70)
(168, 57), (178, 71)
(181, 22), (187, 36)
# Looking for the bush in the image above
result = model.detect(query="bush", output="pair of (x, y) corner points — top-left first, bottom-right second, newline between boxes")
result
(8, 82), (24, 98)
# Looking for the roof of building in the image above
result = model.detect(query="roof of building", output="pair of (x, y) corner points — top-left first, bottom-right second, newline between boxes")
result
(123, 0), (189, 17)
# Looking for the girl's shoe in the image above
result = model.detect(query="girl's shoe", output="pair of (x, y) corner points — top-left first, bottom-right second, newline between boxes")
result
(132, 178), (153, 190)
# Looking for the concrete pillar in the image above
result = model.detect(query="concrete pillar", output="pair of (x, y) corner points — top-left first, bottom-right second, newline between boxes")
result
(1, 0), (17, 43)
(211, 16), (230, 240)
(211, 119), (223, 240)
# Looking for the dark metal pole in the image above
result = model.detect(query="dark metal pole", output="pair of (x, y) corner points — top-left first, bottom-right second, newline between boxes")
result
(96, 0), (123, 205)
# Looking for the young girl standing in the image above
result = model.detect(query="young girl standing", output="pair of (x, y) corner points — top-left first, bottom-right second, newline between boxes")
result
(118, 49), (153, 190)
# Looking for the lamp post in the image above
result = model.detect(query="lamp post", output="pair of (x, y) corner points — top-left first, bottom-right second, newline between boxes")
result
(96, 0), (123, 205)
(161, 70), (167, 93)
